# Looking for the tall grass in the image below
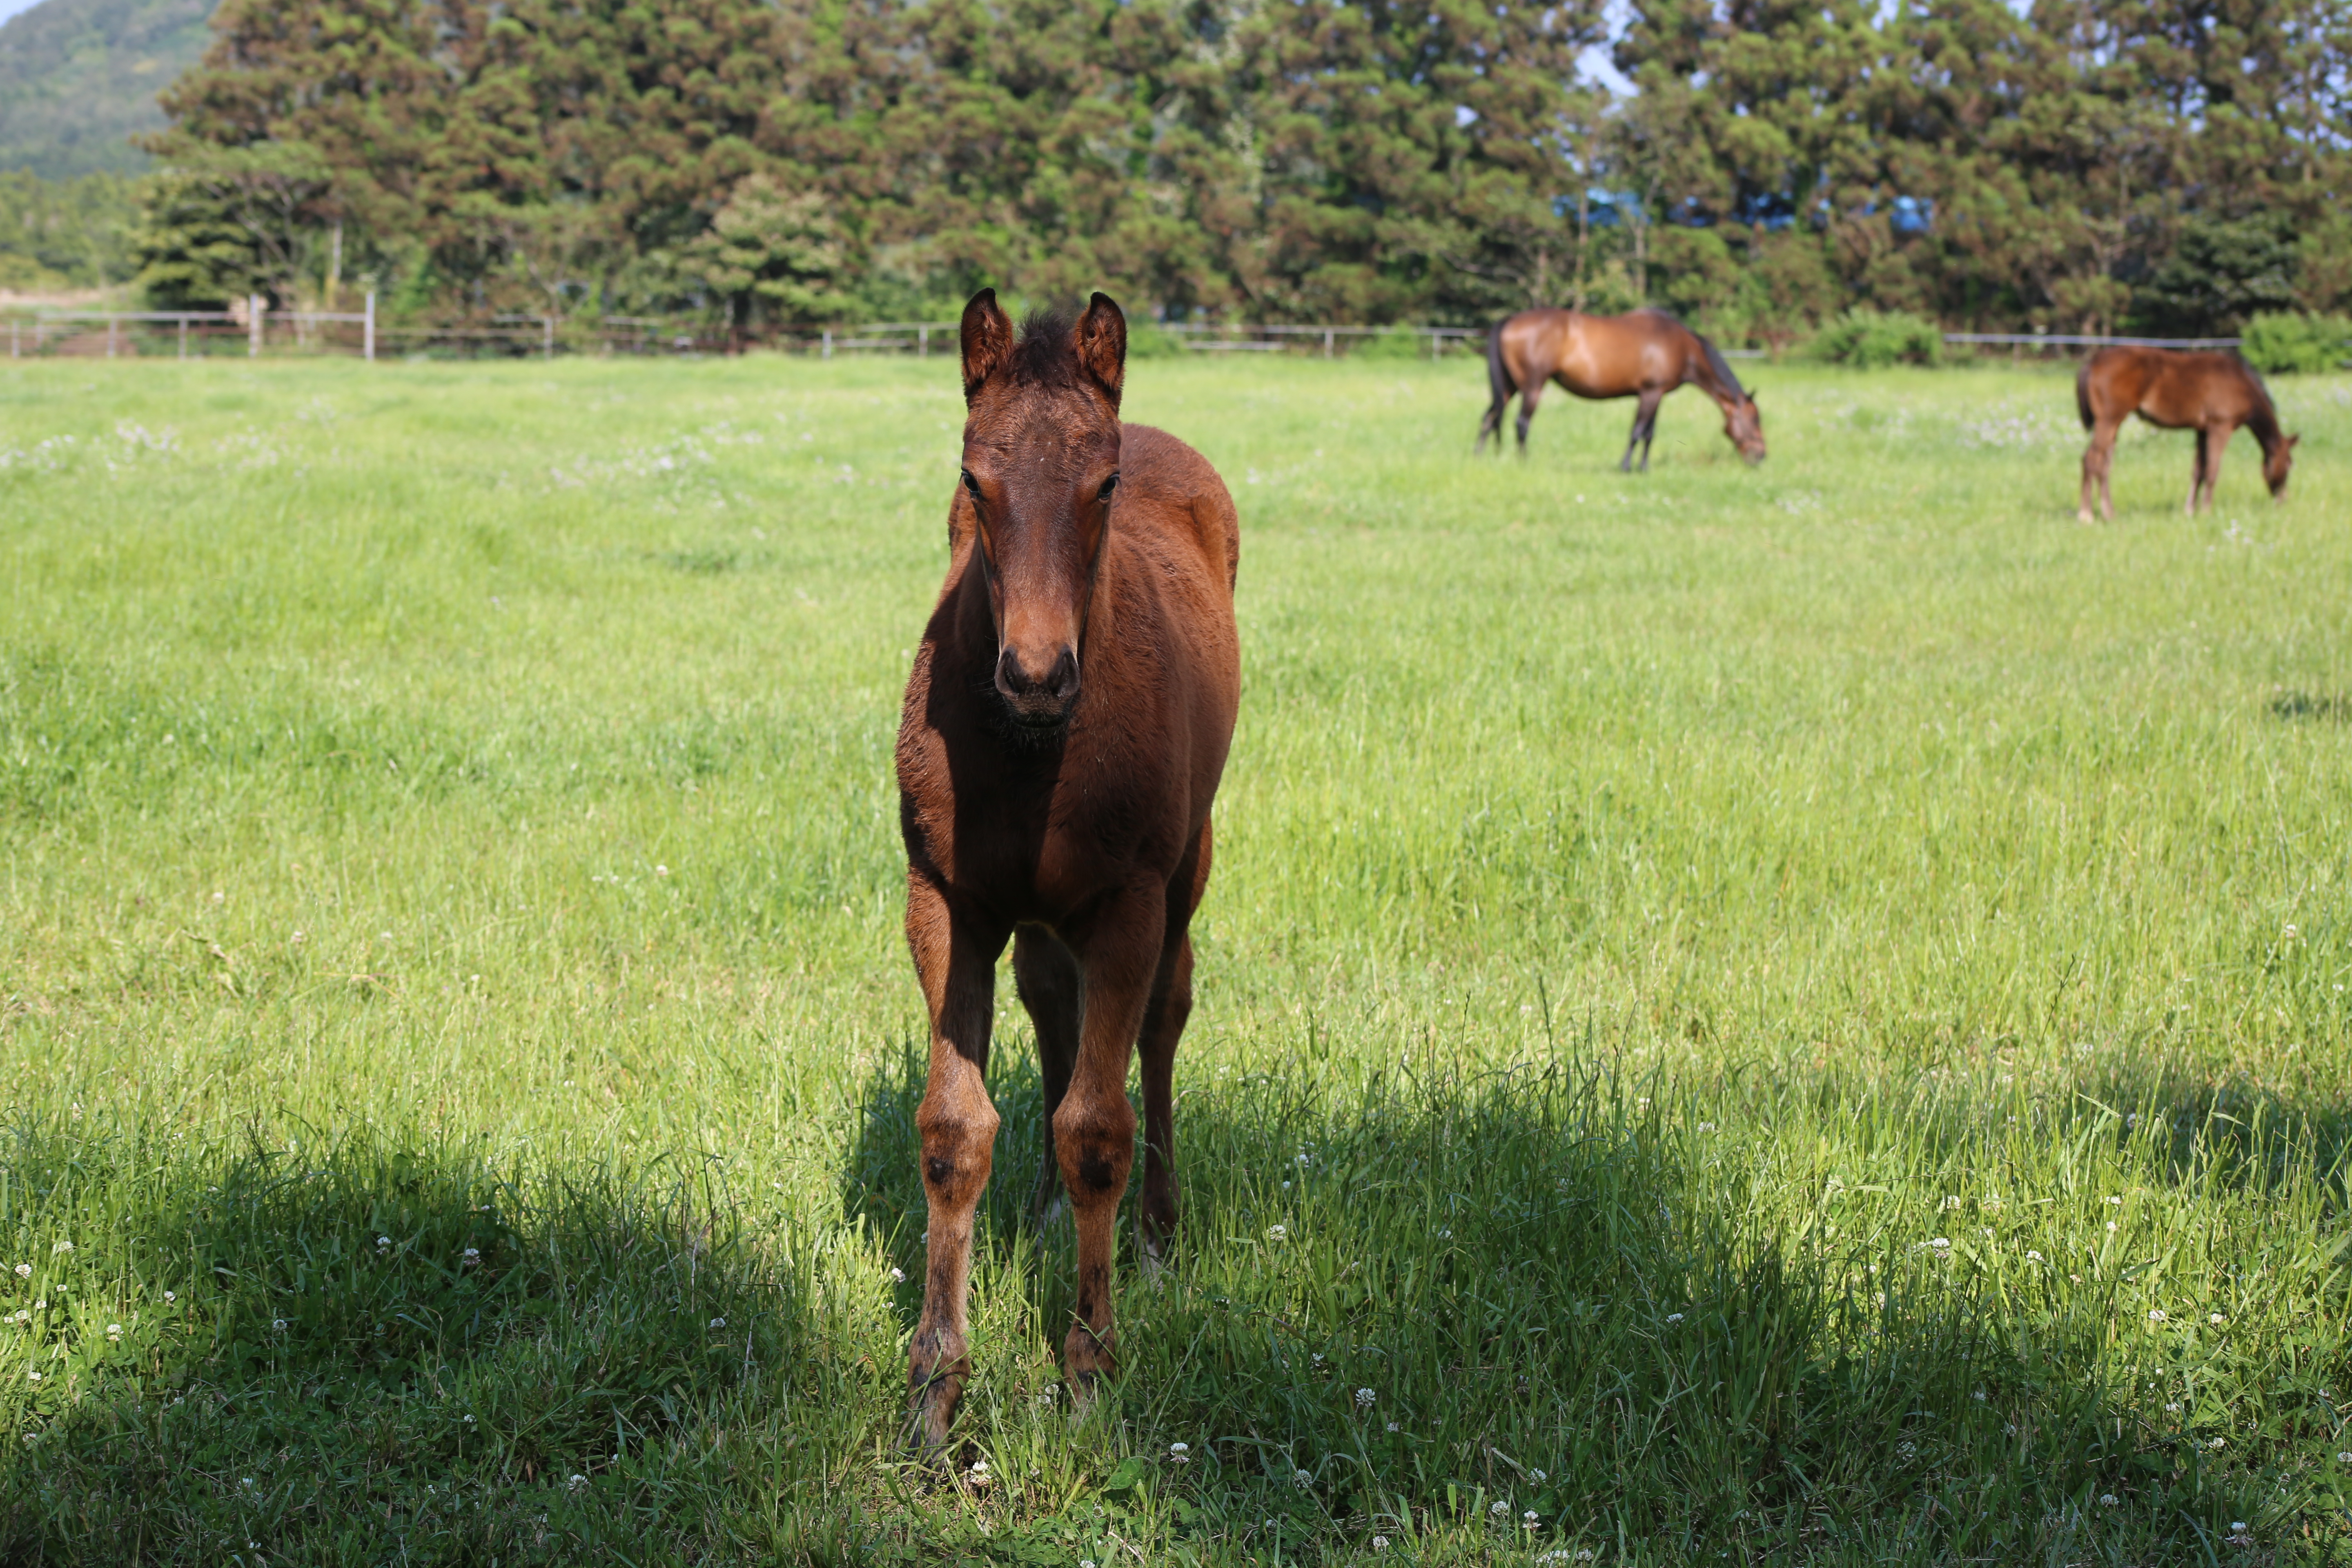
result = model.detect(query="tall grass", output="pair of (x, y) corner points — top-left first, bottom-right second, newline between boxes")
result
(1, 354), (2348, 1563)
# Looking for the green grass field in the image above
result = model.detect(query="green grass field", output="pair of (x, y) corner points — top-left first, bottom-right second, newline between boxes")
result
(2, 348), (2350, 1565)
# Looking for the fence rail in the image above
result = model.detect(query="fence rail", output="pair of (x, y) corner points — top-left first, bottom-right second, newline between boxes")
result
(1944, 332), (2243, 349)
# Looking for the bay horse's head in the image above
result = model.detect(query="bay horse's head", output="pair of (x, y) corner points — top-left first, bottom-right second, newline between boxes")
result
(956, 288), (1127, 736)
(1722, 390), (1766, 465)
(2265, 430), (2300, 499)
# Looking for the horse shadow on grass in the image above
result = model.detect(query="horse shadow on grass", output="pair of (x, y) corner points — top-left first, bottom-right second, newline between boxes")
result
(844, 1033), (2317, 1564)
(0, 1116), (841, 1566)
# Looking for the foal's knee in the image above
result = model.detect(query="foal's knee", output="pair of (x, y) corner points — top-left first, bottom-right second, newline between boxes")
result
(1053, 1096), (1136, 1203)
(916, 1096), (999, 1209)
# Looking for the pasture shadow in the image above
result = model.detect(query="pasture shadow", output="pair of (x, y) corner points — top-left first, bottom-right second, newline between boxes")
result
(843, 1035), (2305, 1563)
(2271, 689), (2352, 724)
(0, 1116), (825, 1565)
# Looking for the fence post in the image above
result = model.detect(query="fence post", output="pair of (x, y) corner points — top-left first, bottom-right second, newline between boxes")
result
(543, 316), (555, 359)
(822, 328), (832, 361)
(364, 293), (376, 362)
(10, 319), (17, 359)
(178, 317), (188, 360)
(249, 296), (264, 359)
(1324, 328), (1333, 359)
(919, 325), (928, 359)
(107, 316), (118, 359)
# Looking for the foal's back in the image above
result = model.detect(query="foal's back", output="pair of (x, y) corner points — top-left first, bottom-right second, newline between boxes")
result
(2085, 347), (2269, 428)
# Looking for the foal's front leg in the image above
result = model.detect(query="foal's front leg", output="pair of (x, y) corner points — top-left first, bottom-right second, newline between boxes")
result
(905, 877), (1006, 1452)
(1055, 886), (1166, 1400)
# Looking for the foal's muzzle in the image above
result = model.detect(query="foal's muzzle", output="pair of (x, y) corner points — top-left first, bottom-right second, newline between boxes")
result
(995, 644), (1080, 729)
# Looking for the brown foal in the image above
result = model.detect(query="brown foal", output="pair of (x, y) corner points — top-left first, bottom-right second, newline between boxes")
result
(895, 290), (1241, 1451)
(2076, 346), (2298, 522)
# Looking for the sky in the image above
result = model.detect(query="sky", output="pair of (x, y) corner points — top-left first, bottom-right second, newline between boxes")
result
(0, 0), (45, 27)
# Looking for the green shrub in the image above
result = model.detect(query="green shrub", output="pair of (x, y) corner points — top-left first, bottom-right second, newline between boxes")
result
(1810, 307), (1942, 368)
(1354, 325), (1431, 360)
(2239, 311), (2352, 374)
(1124, 318), (1184, 359)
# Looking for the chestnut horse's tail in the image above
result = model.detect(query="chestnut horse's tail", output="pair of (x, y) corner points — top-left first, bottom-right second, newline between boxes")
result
(2075, 357), (2096, 430)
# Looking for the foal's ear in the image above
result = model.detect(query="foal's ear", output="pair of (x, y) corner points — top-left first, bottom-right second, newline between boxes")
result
(960, 288), (1015, 403)
(2290, 433), (2302, 448)
(1072, 292), (1127, 405)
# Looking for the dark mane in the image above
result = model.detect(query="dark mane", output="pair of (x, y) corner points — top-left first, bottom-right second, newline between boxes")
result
(1007, 307), (1084, 388)
(1699, 336), (1746, 400)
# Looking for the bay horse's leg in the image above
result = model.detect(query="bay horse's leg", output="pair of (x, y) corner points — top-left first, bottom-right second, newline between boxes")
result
(1514, 379), (1543, 454)
(1012, 925), (1081, 1223)
(1054, 886), (1167, 1401)
(1638, 390), (1664, 472)
(2185, 427), (2209, 515)
(904, 877), (1007, 1452)
(1477, 386), (1510, 454)
(1136, 822), (1211, 1265)
(1621, 390), (1664, 472)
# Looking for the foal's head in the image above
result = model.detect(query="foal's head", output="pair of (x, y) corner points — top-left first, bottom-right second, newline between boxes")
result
(956, 289), (1128, 735)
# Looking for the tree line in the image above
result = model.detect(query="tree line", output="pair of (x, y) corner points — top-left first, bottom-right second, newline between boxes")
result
(15, 0), (2352, 342)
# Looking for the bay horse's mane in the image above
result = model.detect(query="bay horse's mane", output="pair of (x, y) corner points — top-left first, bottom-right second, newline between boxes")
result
(1635, 306), (1748, 400)
(2233, 351), (2283, 439)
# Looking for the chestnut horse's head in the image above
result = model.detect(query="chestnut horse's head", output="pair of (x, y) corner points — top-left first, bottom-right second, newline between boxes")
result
(955, 288), (1127, 736)
(1722, 390), (1766, 465)
(2265, 430), (2300, 499)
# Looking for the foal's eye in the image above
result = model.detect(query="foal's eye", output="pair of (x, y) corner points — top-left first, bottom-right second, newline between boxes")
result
(960, 470), (982, 499)
(1098, 473), (1120, 502)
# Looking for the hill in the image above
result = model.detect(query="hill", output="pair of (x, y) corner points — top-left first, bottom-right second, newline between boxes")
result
(0, 0), (217, 179)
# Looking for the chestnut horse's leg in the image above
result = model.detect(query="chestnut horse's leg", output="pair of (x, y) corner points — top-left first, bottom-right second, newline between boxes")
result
(2078, 420), (2113, 523)
(1013, 925), (1082, 1223)
(1136, 822), (1211, 1265)
(1477, 385), (1511, 454)
(904, 876), (1008, 1452)
(2198, 424), (2232, 514)
(1054, 885), (1167, 1401)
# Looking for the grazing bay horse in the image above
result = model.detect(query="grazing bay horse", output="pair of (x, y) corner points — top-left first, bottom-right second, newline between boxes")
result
(897, 289), (1241, 1451)
(2076, 346), (2298, 522)
(1478, 307), (1765, 469)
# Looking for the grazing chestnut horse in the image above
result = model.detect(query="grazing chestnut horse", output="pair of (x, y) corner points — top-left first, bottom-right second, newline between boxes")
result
(2076, 346), (2298, 522)
(1477, 307), (1765, 469)
(896, 290), (1240, 1451)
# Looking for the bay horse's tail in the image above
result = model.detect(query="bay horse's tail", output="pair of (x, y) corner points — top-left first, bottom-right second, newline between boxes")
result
(1479, 318), (1515, 450)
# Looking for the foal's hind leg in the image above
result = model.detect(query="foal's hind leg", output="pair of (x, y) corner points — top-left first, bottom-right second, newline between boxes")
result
(2198, 424), (2232, 513)
(1136, 823), (1211, 1267)
(1514, 380), (1544, 454)
(1012, 926), (1081, 1225)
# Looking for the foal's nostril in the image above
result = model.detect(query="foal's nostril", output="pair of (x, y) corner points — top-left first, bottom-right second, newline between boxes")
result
(996, 645), (1079, 706)
(1046, 647), (1079, 701)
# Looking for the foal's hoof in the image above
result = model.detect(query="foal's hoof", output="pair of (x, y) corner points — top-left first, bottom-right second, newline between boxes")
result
(906, 1363), (967, 1455)
(1063, 1327), (1117, 1405)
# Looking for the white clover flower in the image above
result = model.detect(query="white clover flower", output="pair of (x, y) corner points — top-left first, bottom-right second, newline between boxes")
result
(1929, 1237), (1951, 1251)
(567, 1474), (586, 1492)
(1666, 1312), (1684, 1323)
(2230, 1521), (2247, 1532)
(2209, 1313), (2224, 1325)
(2166, 1403), (2183, 1414)
(24, 1371), (36, 1383)
(1385, 1422), (1399, 1433)
(1523, 1510), (1539, 1524)
(461, 1248), (480, 1265)
(2337, 1451), (2352, 1463)
(240, 1477), (254, 1487)
(708, 1317), (725, 1329)
(2210, 1437), (2226, 1449)
(2099, 1493), (2118, 1506)
(1489, 1499), (1510, 1517)
(1265, 1225), (1287, 1242)
(1293, 1468), (1312, 1488)
(1696, 1122), (1716, 1133)
(272, 1318), (287, 1331)
(163, 1292), (175, 1303)
(1972, 1389), (1986, 1401)
(889, 1267), (905, 1284)
(464, 1414), (475, 1424)
(1169, 1442), (1189, 1462)
(105, 1323), (121, 1339)
(2106, 1221), (2118, 1232)
(1530, 1468), (1547, 1482)
(11, 1265), (24, 1278)
(2147, 1309), (2166, 1323)
(1437, 1228), (1452, 1239)
(1355, 1387), (1375, 1406)
(2026, 1250), (2043, 1261)
(50, 1242), (69, 1255)
(968, 1458), (989, 1479)
(1576, 1552), (1595, 1564)
(2105, 1196), (2122, 1206)
(1372, 1537), (1388, 1552)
